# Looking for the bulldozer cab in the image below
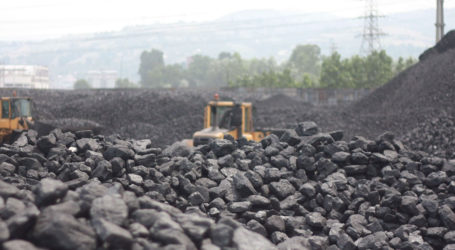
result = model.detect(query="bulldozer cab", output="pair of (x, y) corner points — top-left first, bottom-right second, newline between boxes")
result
(0, 97), (33, 141)
(205, 102), (245, 130)
(193, 100), (261, 146)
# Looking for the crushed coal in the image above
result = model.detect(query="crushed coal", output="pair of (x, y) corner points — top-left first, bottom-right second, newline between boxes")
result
(402, 113), (455, 159)
(1, 31), (455, 249)
(0, 121), (454, 249)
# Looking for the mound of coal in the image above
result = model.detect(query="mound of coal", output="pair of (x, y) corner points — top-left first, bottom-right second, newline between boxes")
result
(255, 94), (315, 129)
(256, 94), (310, 108)
(350, 30), (455, 132)
(0, 89), (209, 147)
(344, 30), (455, 157)
(0, 88), (318, 147)
(402, 113), (455, 159)
(1, 122), (455, 249)
(420, 30), (455, 61)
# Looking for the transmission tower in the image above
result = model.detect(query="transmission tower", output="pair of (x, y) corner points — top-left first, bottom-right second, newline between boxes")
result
(436, 0), (445, 42)
(360, 0), (386, 54)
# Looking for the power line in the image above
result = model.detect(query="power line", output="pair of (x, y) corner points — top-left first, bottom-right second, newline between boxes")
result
(360, 0), (386, 54)
(19, 24), (361, 56)
(0, 14), (360, 46)
(0, 0), (421, 32)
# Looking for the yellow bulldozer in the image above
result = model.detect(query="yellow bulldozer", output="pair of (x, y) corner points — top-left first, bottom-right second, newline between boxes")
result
(192, 95), (276, 146)
(0, 96), (34, 142)
(0, 94), (60, 144)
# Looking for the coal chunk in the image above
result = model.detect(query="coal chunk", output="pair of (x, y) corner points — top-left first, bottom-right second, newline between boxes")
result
(3, 240), (41, 250)
(210, 139), (235, 157)
(232, 227), (277, 250)
(103, 145), (134, 161)
(37, 134), (57, 153)
(305, 212), (326, 229)
(0, 220), (10, 242)
(295, 121), (319, 136)
(34, 178), (68, 206)
(211, 224), (233, 247)
(32, 213), (96, 250)
(92, 218), (134, 249)
(90, 195), (128, 226)
(439, 205), (455, 230)
(233, 172), (257, 197)
(265, 215), (286, 233)
(76, 138), (100, 152)
(269, 179), (296, 200)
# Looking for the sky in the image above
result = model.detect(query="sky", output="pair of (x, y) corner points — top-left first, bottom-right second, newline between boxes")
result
(1, 0), (454, 40)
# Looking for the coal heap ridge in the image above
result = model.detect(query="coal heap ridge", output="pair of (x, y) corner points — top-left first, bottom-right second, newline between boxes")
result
(1, 122), (455, 249)
(351, 30), (455, 118)
(0, 88), (314, 147)
(347, 30), (455, 156)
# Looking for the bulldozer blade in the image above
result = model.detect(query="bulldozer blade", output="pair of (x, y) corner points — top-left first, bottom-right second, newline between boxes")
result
(182, 139), (194, 147)
(28, 118), (103, 136)
(28, 120), (57, 136)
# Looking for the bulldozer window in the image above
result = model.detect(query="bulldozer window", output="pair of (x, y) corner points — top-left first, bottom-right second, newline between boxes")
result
(210, 106), (233, 129)
(1, 101), (9, 118)
(219, 109), (232, 129)
(11, 99), (31, 118)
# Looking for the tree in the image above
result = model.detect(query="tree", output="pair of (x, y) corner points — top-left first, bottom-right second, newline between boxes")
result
(163, 64), (184, 87)
(212, 52), (246, 87)
(138, 49), (165, 87)
(218, 52), (232, 60)
(320, 52), (350, 88)
(187, 55), (213, 87)
(136, 46), (410, 90)
(73, 79), (91, 89)
(364, 50), (393, 87)
(298, 73), (315, 88)
(230, 69), (301, 88)
(394, 56), (417, 75)
(287, 44), (321, 82)
(247, 57), (277, 76)
(345, 55), (368, 88)
(115, 78), (138, 88)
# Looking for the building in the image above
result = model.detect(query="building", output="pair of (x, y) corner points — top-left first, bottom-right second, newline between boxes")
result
(0, 65), (50, 89)
(87, 70), (118, 88)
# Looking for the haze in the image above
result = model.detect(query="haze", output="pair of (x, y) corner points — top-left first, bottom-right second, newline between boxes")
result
(1, 0), (452, 40)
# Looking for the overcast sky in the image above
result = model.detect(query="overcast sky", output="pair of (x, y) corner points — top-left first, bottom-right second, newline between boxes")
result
(1, 0), (454, 40)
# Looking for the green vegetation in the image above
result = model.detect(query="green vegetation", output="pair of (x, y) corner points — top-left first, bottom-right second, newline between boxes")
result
(138, 45), (417, 89)
(115, 78), (139, 88)
(73, 79), (91, 89)
(319, 50), (416, 88)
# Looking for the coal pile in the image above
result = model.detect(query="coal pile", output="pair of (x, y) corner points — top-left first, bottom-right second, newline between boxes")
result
(402, 113), (455, 159)
(254, 94), (316, 129)
(0, 88), (314, 147)
(0, 88), (209, 147)
(348, 30), (455, 140)
(1, 121), (455, 249)
(352, 30), (455, 117)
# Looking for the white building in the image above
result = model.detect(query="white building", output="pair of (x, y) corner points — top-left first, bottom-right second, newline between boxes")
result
(0, 65), (50, 89)
(87, 70), (118, 88)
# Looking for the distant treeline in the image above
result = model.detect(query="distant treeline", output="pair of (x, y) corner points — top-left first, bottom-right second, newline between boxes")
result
(74, 44), (417, 89)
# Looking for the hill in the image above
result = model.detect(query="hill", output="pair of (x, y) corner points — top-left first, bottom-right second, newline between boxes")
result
(0, 8), (453, 88)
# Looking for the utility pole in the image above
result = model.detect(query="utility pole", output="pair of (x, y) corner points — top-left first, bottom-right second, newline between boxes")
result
(360, 0), (386, 55)
(436, 0), (445, 43)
